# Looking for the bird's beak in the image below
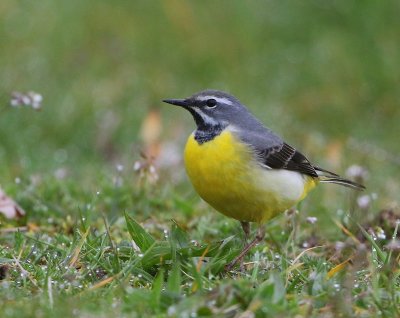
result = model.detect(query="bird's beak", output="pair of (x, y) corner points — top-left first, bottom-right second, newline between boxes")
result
(162, 98), (190, 108)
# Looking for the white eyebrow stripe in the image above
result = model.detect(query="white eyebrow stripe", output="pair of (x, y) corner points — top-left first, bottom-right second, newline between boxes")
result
(196, 96), (233, 105)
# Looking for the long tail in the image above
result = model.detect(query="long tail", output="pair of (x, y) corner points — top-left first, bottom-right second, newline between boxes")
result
(314, 166), (365, 190)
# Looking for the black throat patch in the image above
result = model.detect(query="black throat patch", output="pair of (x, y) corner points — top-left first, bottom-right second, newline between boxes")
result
(194, 125), (224, 144)
(186, 107), (225, 144)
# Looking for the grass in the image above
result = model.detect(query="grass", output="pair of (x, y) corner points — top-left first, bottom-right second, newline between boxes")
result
(1, 1), (400, 317)
(1, 166), (399, 317)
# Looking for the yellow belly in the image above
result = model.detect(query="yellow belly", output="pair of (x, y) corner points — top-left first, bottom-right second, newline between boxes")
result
(184, 130), (316, 223)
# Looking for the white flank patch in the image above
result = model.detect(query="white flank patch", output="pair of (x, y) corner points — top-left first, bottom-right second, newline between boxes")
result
(253, 168), (306, 201)
(196, 95), (233, 105)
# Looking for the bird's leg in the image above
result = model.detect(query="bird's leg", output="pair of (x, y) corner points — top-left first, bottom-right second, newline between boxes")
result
(240, 221), (250, 244)
(239, 221), (251, 271)
(225, 225), (266, 271)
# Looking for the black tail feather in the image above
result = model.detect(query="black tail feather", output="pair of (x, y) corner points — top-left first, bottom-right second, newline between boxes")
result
(314, 166), (340, 177)
(319, 176), (365, 190)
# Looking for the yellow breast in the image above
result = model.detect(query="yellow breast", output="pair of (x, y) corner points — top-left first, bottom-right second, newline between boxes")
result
(184, 130), (316, 223)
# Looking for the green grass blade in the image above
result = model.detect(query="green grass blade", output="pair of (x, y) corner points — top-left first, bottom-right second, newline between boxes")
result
(271, 271), (286, 304)
(357, 223), (387, 263)
(167, 262), (181, 294)
(170, 221), (189, 249)
(151, 270), (164, 311)
(141, 242), (171, 269)
(124, 212), (155, 252)
(386, 220), (399, 265)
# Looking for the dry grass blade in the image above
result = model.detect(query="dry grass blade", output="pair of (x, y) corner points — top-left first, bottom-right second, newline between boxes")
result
(332, 219), (361, 244)
(326, 258), (352, 279)
(292, 245), (324, 265)
(69, 227), (91, 267)
(196, 245), (210, 272)
(89, 275), (118, 290)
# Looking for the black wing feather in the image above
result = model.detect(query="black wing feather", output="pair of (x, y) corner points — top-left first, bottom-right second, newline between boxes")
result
(257, 143), (318, 178)
(235, 123), (364, 189)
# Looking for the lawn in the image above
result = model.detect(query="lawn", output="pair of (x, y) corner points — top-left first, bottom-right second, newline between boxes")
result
(1, 1), (399, 317)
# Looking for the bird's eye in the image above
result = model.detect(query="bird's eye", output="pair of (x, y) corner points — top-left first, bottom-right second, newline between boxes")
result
(205, 99), (217, 108)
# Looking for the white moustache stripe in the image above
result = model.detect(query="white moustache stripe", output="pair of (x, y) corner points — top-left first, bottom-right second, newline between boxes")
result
(196, 96), (233, 105)
(191, 108), (219, 126)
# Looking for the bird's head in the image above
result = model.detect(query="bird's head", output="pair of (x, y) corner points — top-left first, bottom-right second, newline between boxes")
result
(163, 90), (248, 130)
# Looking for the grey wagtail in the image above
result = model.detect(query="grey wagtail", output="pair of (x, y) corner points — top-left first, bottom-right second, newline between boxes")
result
(163, 90), (365, 270)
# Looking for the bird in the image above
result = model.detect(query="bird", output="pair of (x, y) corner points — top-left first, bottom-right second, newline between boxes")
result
(163, 90), (365, 270)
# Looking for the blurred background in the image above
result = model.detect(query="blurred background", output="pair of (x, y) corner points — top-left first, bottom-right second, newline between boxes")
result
(1, 1), (399, 224)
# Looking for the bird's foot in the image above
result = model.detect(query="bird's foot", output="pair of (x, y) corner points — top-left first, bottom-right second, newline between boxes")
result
(224, 225), (266, 272)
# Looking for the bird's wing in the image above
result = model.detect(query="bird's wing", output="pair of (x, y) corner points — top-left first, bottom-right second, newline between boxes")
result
(236, 127), (318, 178)
(235, 125), (365, 189)
(255, 142), (319, 178)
